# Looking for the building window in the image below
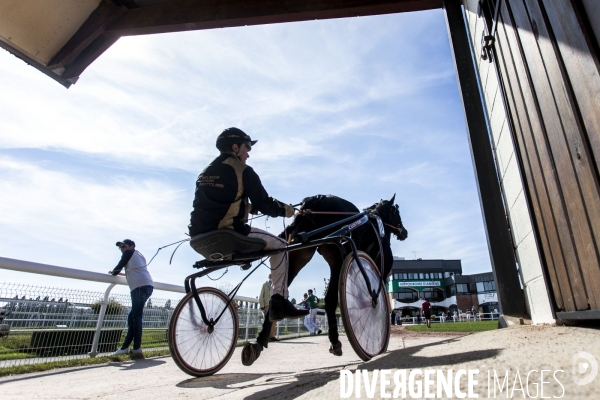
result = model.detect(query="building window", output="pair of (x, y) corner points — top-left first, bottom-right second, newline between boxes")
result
(408, 273), (415, 279)
(424, 273), (430, 279)
(393, 288), (419, 303)
(456, 283), (470, 294)
(421, 288), (444, 301)
(402, 273), (407, 280)
(446, 284), (456, 297)
(419, 273), (424, 279)
(476, 281), (496, 293)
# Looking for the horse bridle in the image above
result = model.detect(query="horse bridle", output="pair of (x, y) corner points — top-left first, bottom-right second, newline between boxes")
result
(298, 209), (403, 235)
(384, 222), (404, 235)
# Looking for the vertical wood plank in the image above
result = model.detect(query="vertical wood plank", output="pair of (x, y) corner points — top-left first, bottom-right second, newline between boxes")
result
(581, 0), (600, 55)
(541, 0), (600, 240)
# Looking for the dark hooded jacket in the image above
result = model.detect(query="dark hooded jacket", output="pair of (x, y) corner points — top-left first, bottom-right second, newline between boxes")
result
(189, 152), (288, 236)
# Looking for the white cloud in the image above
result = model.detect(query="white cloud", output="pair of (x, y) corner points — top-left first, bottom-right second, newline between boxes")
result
(0, 11), (456, 174)
(0, 156), (189, 263)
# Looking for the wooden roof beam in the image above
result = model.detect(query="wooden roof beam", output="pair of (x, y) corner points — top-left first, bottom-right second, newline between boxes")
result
(106, 0), (442, 36)
(60, 34), (119, 80)
(47, 0), (126, 69)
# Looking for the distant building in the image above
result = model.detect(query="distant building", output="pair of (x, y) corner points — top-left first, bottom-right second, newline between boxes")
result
(387, 259), (499, 317)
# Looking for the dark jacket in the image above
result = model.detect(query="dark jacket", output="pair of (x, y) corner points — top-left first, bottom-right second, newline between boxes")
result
(189, 152), (288, 236)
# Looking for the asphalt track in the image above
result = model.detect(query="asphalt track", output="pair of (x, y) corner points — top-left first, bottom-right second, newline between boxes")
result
(0, 325), (599, 399)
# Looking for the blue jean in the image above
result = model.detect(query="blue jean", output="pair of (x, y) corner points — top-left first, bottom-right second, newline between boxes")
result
(121, 285), (153, 350)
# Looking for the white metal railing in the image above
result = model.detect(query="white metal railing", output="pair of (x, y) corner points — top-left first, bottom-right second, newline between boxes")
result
(0, 256), (186, 293)
(0, 257), (256, 356)
(0, 257), (336, 368)
(393, 312), (500, 325)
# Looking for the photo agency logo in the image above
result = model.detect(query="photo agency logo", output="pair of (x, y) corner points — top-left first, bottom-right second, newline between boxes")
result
(338, 356), (598, 399)
(572, 351), (598, 386)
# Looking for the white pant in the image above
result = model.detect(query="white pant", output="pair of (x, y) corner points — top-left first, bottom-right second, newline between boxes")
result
(303, 309), (319, 333)
(249, 227), (289, 297)
(310, 308), (319, 331)
(304, 314), (315, 333)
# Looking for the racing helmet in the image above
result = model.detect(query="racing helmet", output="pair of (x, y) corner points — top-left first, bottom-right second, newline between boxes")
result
(216, 127), (257, 151)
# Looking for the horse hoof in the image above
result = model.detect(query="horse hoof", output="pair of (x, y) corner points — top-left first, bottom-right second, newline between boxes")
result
(242, 342), (263, 366)
(329, 341), (342, 356)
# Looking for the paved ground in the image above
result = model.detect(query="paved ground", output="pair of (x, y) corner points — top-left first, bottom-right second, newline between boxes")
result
(0, 325), (599, 399)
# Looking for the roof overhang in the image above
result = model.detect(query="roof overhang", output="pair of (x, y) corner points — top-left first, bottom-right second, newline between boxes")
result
(0, 0), (441, 88)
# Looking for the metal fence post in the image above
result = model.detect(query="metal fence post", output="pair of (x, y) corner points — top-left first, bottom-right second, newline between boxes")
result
(89, 283), (116, 357)
(244, 302), (251, 342)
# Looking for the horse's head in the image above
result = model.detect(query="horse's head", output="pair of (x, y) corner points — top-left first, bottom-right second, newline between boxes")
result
(366, 194), (408, 241)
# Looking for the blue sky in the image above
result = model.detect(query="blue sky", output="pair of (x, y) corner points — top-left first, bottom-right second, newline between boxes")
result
(0, 9), (491, 301)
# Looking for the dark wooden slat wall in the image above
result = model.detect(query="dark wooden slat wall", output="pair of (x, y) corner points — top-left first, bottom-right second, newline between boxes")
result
(517, 0), (600, 310)
(546, 0), (600, 170)
(538, 0), (600, 310)
(490, 0), (600, 312)
(494, 0), (572, 312)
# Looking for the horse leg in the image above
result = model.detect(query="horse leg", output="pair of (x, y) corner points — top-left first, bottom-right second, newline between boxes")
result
(318, 244), (344, 352)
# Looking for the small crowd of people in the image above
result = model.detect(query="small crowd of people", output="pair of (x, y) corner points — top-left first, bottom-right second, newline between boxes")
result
(392, 302), (500, 326)
(299, 290), (322, 335)
(391, 298), (432, 328)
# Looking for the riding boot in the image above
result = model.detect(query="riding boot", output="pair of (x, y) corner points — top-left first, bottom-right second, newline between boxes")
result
(269, 294), (309, 321)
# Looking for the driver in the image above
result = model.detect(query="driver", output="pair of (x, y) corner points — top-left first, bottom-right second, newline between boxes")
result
(189, 127), (309, 326)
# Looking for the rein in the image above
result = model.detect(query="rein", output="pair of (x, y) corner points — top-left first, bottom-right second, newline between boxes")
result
(297, 210), (358, 216)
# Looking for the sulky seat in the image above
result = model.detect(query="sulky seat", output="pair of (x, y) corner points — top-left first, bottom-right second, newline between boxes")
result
(190, 229), (266, 261)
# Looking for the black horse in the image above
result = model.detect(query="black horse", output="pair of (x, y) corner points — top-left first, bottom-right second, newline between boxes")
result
(247, 194), (407, 362)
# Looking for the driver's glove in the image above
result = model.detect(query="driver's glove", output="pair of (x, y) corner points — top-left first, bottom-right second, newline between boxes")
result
(246, 203), (259, 215)
(283, 204), (295, 218)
